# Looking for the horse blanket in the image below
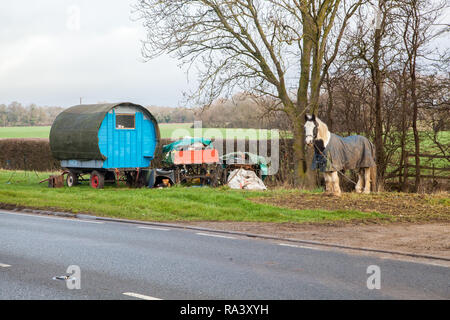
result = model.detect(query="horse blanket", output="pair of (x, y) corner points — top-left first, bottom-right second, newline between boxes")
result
(312, 133), (376, 172)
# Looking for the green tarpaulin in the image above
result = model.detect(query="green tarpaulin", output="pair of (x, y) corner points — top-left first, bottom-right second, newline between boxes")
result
(162, 138), (213, 153)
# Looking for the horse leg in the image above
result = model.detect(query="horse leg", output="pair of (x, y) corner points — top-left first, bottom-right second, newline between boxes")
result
(324, 172), (333, 195)
(363, 167), (371, 194)
(355, 169), (363, 193)
(331, 171), (341, 196)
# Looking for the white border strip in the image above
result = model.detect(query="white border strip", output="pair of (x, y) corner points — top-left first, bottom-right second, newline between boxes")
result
(123, 292), (162, 300)
(0, 211), (103, 224)
(0, 263), (11, 268)
(279, 243), (322, 251)
(138, 226), (170, 231)
(196, 232), (236, 239)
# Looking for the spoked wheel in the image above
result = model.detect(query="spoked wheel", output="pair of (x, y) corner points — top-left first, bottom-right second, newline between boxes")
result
(125, 171), (146, 188)
(222, 167), (228, 185)
(210, 164), (223, 187)
(125, 172), (135, 187)
(66, 171), (79, 187)
(90, 170), (105, 189)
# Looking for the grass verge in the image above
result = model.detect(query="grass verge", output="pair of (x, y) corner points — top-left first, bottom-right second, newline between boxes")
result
(0, 170), (386, 224)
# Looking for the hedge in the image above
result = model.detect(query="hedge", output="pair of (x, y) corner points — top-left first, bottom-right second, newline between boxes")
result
(0, 139), (60, 172)
(0, 138), (294, 183)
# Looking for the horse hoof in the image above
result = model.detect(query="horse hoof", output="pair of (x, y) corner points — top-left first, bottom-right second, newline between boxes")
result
(333, 192), (342, 197)
(363, 190), (370, 194)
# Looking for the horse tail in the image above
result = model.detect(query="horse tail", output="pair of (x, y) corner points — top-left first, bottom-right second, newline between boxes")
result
(369, 140), (377, 192)
(370, 165), (377, 192)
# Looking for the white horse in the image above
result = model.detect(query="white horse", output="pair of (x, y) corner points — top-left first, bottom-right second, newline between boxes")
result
(304, 114), (377, 196)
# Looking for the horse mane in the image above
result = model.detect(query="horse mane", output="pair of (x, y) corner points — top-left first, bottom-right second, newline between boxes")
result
(315, 117), (330, 142)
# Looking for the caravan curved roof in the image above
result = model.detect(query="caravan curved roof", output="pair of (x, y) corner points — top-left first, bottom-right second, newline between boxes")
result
(50, 102), (160, 161)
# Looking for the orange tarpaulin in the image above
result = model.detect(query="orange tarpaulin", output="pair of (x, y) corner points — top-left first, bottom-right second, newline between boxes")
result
(173, 149), (219, 165)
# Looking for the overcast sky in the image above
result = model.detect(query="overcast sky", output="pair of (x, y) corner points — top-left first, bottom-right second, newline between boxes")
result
(0, 0), (193, 108)
(0, 1), (448, 109)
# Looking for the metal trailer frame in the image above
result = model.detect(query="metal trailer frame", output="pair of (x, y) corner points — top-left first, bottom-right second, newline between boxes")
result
(64, 167), (149, 189)
(170, 163), (225, 187)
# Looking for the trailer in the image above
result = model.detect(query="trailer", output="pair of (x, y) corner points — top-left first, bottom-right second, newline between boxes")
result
(49, 102), (160, 188)
(160, 137), (225, 187)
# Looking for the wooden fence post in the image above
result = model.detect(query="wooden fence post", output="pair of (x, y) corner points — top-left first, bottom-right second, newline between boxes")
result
(402, 153), (409, 192)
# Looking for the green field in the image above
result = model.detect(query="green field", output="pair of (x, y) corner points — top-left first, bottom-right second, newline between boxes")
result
(0, 170), (385, 223)
(386, 131), (449, 177)
(0, 126), (52, 139)
(0, 124), (277, 140)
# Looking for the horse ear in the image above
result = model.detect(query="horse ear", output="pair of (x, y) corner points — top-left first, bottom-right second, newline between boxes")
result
(304, 114), (309, 122)
(311, 114), (316, 121)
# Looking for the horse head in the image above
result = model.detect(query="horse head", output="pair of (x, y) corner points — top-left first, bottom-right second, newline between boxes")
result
(304, 114), (330, 148)
(304, 114), (318, 146)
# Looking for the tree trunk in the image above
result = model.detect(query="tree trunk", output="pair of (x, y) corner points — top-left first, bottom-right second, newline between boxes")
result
(372, 8), (386, 184)
(400, 70), (409, 191)
(411, 58), (421, 192)
(325, 72), (334, 131)
(292, 118), (307, 186)
(297, 15), (318, 189)
(282, 96), (307, 187)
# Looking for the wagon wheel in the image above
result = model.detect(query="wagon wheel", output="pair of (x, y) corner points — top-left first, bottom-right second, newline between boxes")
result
(135, 171), (147, 188)
(199, 167), (208, 185)
(221, 167), (228, 185)
(125, 172), (133, 187)
(90, 170), (105, 189)
(174, 167), (181, 184)
(104, 171), (117, 184)
(124, 171), (145, 188)
(210, 164), (222, 187)
(66, 171), (79, 187)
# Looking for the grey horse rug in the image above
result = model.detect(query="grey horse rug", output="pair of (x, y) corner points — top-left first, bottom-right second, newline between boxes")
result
(312, 133), (376, 172)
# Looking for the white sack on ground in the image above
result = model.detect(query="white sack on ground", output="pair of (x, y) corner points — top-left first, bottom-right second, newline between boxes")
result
(227, 168), (267, 190)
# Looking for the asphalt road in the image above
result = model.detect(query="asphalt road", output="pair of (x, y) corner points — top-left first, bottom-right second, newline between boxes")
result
(0, 210), (449, 300)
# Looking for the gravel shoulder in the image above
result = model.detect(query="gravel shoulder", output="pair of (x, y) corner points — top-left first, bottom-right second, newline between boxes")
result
(174, 220), (450, 260)
(176, 192), (450, 260)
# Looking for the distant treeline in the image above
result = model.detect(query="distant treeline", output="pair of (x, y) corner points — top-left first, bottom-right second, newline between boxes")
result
(196, 93), (289, 130)
(146, 105), (196, 124)
(0, 95), (289, 130)
(150, 92), (290, 130)
(0, 102), (198, 127)
(0, 102), (64, 127)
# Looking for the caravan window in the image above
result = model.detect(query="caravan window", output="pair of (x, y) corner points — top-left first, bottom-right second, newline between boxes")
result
(116, 114), (135, 129)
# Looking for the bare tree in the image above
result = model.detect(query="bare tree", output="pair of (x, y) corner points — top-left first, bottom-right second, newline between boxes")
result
(134, 0), (364, 186)
(341, 0), (403, 182)
(396, 0), (447, 191)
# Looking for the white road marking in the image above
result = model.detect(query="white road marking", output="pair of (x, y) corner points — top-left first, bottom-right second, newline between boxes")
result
(0, 263), (11, 268)
(0, 211), (103, 224)
(426, 262), (449, 268)
(279, 243), (322, 251)
(76, 220), (104, 224)
(196, 232), (236, 239)
(378, 256), (450, 268)
(278, 244), (450, 267)
(123, 292), (162, 300)
(138, 226), (170, 231)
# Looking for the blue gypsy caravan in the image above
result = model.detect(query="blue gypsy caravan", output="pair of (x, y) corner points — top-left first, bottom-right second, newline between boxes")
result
(50, 102), (160, 188)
